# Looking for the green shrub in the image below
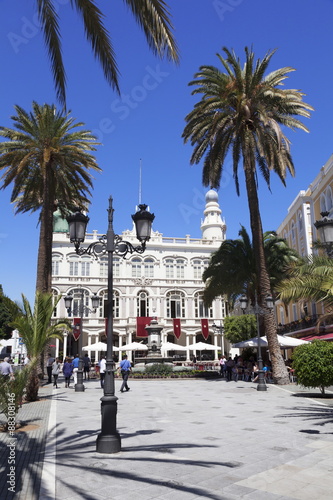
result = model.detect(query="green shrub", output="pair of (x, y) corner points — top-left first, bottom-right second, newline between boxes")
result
(145, 364), (173, 376)
(0, 367), (29, 431)
(292, 340), (333, 394)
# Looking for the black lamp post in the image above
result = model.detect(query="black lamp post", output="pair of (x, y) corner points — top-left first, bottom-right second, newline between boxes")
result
(240, 292), (274, 392)
(67, 197), (154, 454)
(212, 321), (224, 356)
(63, 290), (97, 392)
(314, 211), (333, 257)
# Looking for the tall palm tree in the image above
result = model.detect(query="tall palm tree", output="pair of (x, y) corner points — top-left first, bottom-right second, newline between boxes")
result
(11, 292), (69, 401)
(203, 226), (301, 309)
(182, 47), (313, 384)
(0, 102), (101, 293)
(36, 0), (179, 105)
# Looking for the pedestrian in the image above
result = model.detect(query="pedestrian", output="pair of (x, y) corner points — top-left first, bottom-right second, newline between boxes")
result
(99, 356), (106, 388)
(72, 354), (80, 385)
(46, 353), (54, 383)
(219, 355), (226, 377)
(225, 357), (234, 382)
(0, 357), (13, 379)
(63, 357), (73, 388)
(83, 353), (91, 380)
(52, 357), (61, 388)
(119, 354), (132, 393)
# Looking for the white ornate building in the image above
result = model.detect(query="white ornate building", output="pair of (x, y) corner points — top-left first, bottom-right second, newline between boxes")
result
(51, 189), (228, 362)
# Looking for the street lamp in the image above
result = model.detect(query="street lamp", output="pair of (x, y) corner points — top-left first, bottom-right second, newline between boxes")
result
(212, 321), (224, 356)
(67, 197), (154, 454)
(240, 292), (274, 392)
(314, 211), (333, 257)
(63, 290), (98, 392)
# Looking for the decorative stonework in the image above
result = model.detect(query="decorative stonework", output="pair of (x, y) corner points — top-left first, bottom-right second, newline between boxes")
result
(133, 277), (153, 286)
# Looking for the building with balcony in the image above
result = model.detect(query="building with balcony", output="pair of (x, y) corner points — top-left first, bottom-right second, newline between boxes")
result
(51, 189), (229, 362)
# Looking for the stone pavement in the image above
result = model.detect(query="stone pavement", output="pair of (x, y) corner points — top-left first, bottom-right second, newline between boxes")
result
(1, 376), (333, 500)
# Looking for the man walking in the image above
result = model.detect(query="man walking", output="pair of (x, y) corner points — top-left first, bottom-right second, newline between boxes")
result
(46, 353), (54, 383)
(0, 357), (13, 378)
(72, 354), (80, 386)
(119, 355), (132, 393)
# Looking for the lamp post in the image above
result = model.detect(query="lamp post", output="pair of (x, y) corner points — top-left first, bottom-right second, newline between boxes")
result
(66, 197), (154, 454)
(64, 290), (98, 392)
(314, 211), (333, 257)
(240, 292), (274, 392)
(212, 321), (224, 356)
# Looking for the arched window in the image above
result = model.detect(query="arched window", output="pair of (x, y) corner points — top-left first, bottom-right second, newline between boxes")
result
(193, 259), (209, 279)
(326, 187), (333, 212)
(71, 288), (90, 318)
(298, 210), (303, 231)
(194, 291), (212, 318)
(320, 194), (327, 214)
(81, 256), (91, 277)
(131, 257), (142, 277)
(52, 254), (62, 276)
(144, 258), (154, 278)
(166, 291), (185, 318)
(291, 221), (296, 243)
(69, 255), (79, 276)
(137, 290), (150, 317)
(98, 289), (120, 318)
(165, 259), (174, 279)
(279, 306), (285, 325)
(176, 259), (185, 279)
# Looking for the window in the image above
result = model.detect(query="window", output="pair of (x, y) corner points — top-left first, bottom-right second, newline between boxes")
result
(165, 259), (174, 279)
(176, 259), (185, 279)
(279, 306), (285, 325)
(52, 255), (61, 276)
(166, 291), (185, 318)
(194, 292), (212, 318)
(291, 221), (296, 243)
(113, 257), (120, 277)
(137, 290), (149, 317)
(98, 289), (120, 318)
(100, 257), (108, 277)
(81, 256), (91, 277)
(320, 194), (327, 214)
(326, 187), (333, 212)
(69, 255), (79, 276)
(52, 289), (59, 317)
(193, 259), (209, 279)
(144, 258), (154, 278)
(298, 211), (303, 231)
(71, 288), (90, 318)
(131, 257), (142, 277)
(292, 304), (297, 322)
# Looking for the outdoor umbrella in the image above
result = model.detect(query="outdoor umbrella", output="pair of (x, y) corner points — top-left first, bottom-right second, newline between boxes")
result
(232, 337), (268, 348)
(187, 341), (217, 361)
(119, 342), (148, 351)
(82, 341), (120, 352)
(233, 335), (309, 349)
(161, 342), (188, 351)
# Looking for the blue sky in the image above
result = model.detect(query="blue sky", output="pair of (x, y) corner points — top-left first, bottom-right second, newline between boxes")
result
(1, 0), (333, 304)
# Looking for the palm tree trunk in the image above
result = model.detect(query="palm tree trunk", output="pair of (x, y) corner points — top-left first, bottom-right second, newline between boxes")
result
(36, 166), (54, 293)
(244, 159), (289, 384)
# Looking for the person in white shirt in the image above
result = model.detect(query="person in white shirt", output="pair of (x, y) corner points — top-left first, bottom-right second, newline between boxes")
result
(99, 356), (106, 388)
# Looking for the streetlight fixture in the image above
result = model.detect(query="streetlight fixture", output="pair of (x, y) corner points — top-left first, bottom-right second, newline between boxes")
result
(314, 211), (333, 257)
(212, 321), (225, 356)
(67, 197), (154, 454)
(240, 292), (274, 392)
(63, 290), (97, 392)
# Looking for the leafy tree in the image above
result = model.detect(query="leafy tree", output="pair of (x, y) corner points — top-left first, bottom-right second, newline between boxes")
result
(0, 102), (100, 293)
(224, 315), (256, 344)
(10, 292), (69, 402)
(0, 287), (22, 338)
(182, 47), (312, 384)
(292, 340), (333, 394)
(35, 0), (179, 105)
(203, 226), (301, 307)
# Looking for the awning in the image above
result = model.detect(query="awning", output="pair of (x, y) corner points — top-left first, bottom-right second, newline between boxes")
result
(300, 333), (333, 341)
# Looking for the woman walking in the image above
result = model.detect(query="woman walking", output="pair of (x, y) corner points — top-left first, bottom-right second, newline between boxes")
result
(52, 357), (61, 388)
(63, 357), (73, 388)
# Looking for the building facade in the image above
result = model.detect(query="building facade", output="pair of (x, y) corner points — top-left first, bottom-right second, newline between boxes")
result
(276, 154), (333, 338)
(51, 190), (229, 362)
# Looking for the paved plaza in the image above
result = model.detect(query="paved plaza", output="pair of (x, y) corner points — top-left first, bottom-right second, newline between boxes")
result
(1, 375), (333, 500)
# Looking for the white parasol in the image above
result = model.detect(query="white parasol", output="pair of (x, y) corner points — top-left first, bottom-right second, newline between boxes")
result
(82, 341), (120, 352)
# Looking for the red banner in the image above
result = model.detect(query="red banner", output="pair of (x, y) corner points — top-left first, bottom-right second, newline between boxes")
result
(201, 319), (209, 340)
(136, 317), (152, 338)
(73, 318), (81, 341)
(173, 318), (181, 339)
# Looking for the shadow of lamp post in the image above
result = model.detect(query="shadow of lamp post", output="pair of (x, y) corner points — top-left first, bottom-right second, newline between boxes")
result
(240, 293), (274, 392)
(63, 289), (99, 392)
(66, 196), (154, 454)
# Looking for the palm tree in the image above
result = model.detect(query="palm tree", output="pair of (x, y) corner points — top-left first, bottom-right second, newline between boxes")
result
(35, 0), (179, 105)
(11, 292), (69, 401)
(0, 102), (101, 293)
(203, 226), (301, 308)
(277, 255), (333, 318)
(182, 47), (313, 384)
